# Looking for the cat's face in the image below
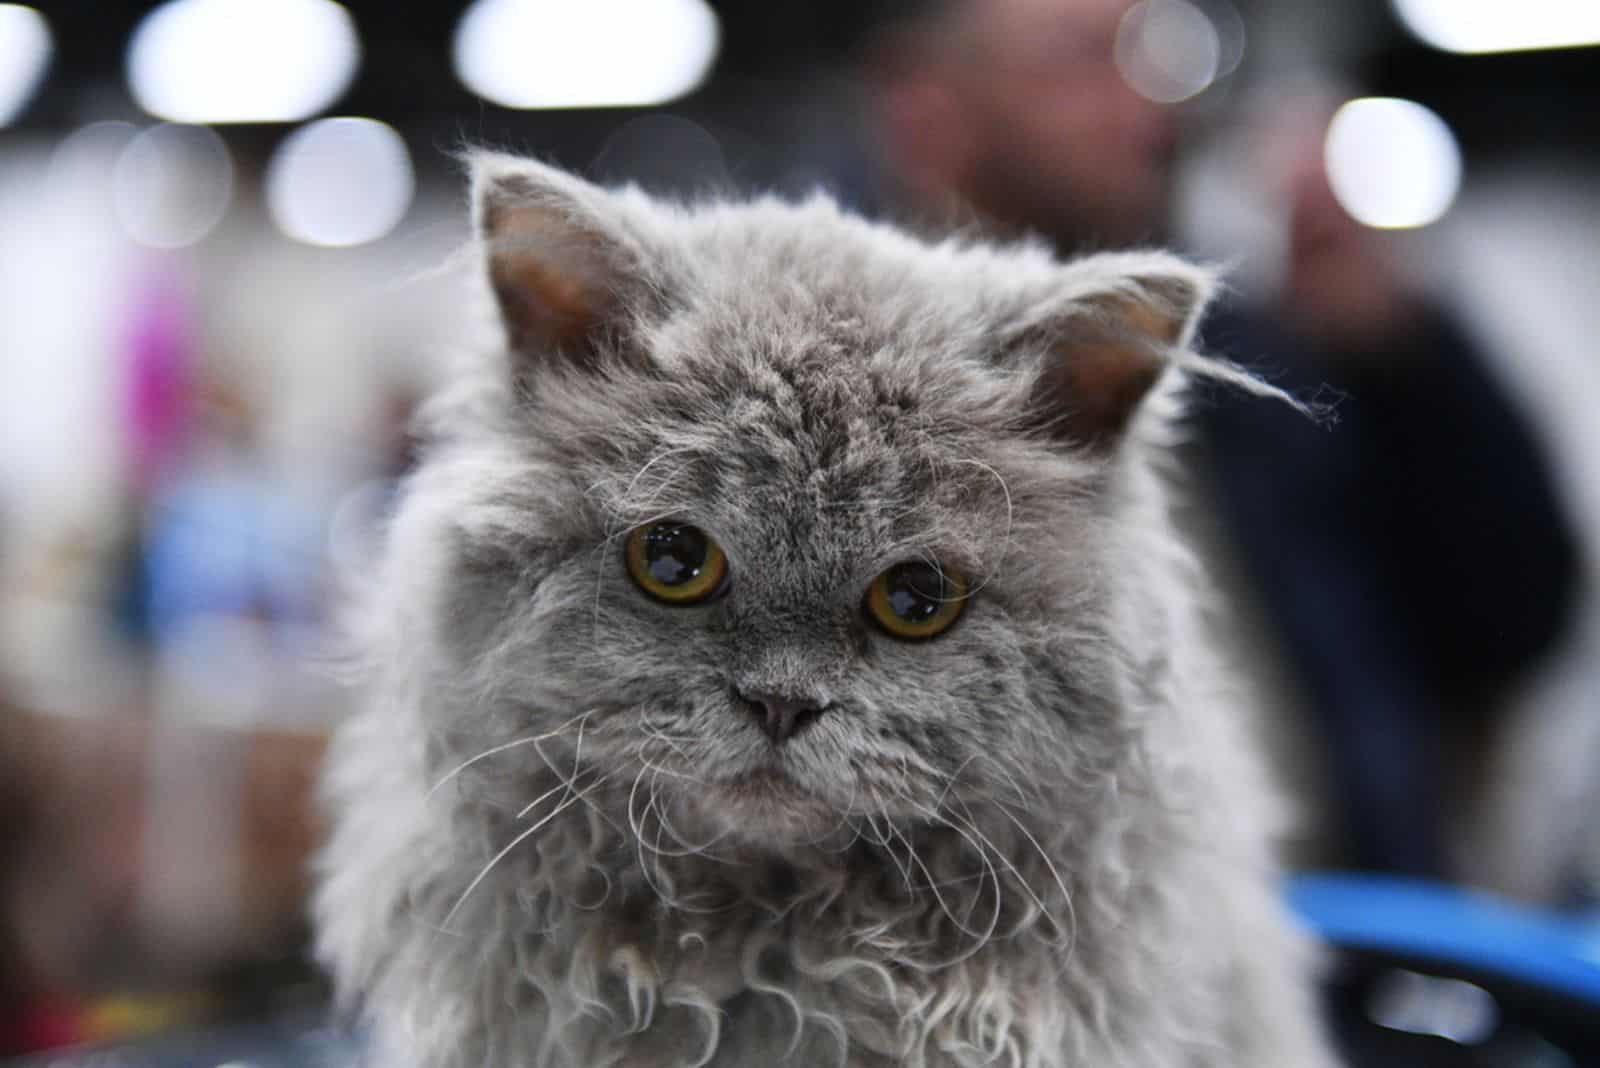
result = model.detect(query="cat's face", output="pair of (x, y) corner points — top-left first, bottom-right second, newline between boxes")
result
(431, 156), (1209, 846)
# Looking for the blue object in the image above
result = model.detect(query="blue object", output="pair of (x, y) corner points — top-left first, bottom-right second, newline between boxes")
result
(1288, 872), (1600, 1005)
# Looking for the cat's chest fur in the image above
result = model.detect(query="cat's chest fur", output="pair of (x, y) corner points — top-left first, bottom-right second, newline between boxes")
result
(425, 782), (1166, 1067)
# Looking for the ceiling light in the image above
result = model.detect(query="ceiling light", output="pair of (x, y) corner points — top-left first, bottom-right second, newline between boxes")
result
(0, 5), (52, 126)
(127, 0), (360, 124)
(453, 0), (719, 110)
(1392, 0), (1600, 53)
(113, 124), (233, 248)
(266, 117), (414, 247)
(1324, 97), (1462, 230)
(1115, 0), (1222, 104)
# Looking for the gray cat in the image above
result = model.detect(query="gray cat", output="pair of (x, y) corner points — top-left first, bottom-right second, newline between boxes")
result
(314, 154), (1339, 1068)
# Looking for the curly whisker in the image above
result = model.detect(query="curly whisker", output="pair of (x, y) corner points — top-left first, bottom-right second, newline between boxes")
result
(438, 769), (613, 934)
(426, 708), (594, 800)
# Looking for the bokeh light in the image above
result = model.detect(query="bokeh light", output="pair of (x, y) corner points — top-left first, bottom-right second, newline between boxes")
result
(265, 117), (415, 247)
(1323, 97), (1462, 229)
(0, 4), (51, 126)
(1115, 0), (1223, 104)
(1365, 969), (1501, 1045)
(453, 0), (720, 109)
(1393, 0), (1600, 54)
(591, 113), (729, 192)
(112, 123), (233, 248)
(127, 0), (360, 124)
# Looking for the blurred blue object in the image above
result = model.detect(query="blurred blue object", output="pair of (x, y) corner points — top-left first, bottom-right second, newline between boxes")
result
(1291, 872), (1600, 1066)
(1290, 872), (1600, 1004)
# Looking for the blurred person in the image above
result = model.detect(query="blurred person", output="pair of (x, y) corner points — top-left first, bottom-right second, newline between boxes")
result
(1194, 99), (1583, 880)
(867, 1), (1584, 881)
(868, 0), (1177, 249)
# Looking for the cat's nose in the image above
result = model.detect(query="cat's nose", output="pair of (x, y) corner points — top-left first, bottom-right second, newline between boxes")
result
(736, 690), (828, 746)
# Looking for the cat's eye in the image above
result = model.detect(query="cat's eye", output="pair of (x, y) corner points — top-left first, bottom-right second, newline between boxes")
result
(864, 560), (967, 640)
(624, 522), (728, 604)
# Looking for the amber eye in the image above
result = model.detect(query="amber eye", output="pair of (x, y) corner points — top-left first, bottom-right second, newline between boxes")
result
(864, 560), (967, 640)
(624, 522), (728, 604)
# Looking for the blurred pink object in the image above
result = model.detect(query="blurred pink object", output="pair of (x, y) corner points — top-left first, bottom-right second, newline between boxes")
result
(122, 259), (194, 491)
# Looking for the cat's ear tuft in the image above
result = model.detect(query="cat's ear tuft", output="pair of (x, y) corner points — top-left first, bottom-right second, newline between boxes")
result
(470, 153), (651, 376)
(1022, 253), (1216, 450)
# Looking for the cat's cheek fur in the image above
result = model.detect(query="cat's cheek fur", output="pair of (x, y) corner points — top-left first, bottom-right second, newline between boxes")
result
(313, 157), (1341, 1068)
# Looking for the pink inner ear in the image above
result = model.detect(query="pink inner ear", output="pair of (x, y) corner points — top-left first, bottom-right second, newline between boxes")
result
(1026, 282), (1197, 448)
(490, 240), (604, 352)
(1113, 291), (1188, 347)
(485, 200), (626, 370)
(1034, 325), (1166, 449)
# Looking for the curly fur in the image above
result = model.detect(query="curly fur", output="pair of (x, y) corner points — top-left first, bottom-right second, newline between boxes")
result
(314, 155), (1339, 1068)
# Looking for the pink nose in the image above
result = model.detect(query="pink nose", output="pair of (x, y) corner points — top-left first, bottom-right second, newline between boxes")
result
(737, 691), (828, 745)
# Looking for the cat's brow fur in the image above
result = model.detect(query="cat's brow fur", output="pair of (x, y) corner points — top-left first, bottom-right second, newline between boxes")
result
(314, 155), (1338, 1068)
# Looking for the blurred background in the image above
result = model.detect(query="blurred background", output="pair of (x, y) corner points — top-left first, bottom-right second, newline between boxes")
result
(1, 0), (1597, 1065)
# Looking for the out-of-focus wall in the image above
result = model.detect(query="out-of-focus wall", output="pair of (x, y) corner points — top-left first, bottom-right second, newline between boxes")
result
(0, 125), (478, 992)
(1444, 171), (1600, 901)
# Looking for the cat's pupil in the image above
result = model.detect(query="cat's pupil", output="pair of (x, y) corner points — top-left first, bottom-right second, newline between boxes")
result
(643, 523), (709, 587)
(885, 562), (945, 623)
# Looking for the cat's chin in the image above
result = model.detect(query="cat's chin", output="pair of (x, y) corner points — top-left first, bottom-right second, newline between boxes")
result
(694, 763), (845, 843)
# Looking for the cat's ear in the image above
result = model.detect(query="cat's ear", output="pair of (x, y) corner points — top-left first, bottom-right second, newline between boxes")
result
(1016, 252), (1215, 450)
(471, 153), (654, 376)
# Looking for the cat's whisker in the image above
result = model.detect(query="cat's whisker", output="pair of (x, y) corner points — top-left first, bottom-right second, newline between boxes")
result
(425, 709), (594, 800)
(950, 456), (1015, 596)
(810, 771), (864, 849)
(636, 753), (708, 786)
(627, 764), (676, 907)
(528, 727), (630, 836)
(638, 763), (728, 861)
(903, 803), (1008, 966)
(619, 445), (700, 513)
(426, 736), (544, 800)
(516, 779), (574, 820)
(631, 789), (729, 915)
(437, 771), (611, 934)
(906, 788), (1002, 919)
(588, 535), (620, 640)
(626, 473), (698, 529)
(566, 712), (589, 805)
(987, 798), (1079, 959)
(530, 720), (591, 794)
(923, 756), (1040, 937)
(982, 758), (1034, 811)
(878, 816), (918, 894)
(945, 797), (1044, 940)
(646, 771), (668, 866)
(637, 722), (701, 772)
(931, 753), (982, 814)
(894, 819), (999, 959)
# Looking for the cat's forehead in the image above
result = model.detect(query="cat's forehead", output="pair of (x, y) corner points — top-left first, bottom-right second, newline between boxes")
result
(582, 203), (1064, 542)
(608, 328), (1020, 576)
(614, 375), (1007, 584)
(654, 196), (1060, 350)
(640, 333), (968, 510)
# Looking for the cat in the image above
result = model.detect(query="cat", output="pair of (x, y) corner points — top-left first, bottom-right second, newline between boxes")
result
(313, 153), (1340, 1068)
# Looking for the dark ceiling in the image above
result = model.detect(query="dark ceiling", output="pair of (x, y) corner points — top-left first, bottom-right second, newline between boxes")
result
(21, 0), (1600, 173)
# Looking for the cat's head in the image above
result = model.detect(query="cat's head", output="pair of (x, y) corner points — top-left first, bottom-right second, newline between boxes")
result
(426, 154), (1216, 846)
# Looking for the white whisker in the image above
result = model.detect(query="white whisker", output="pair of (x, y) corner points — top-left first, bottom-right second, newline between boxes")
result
(438, 770), (612, 934)
(425, 709), (593, 800)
